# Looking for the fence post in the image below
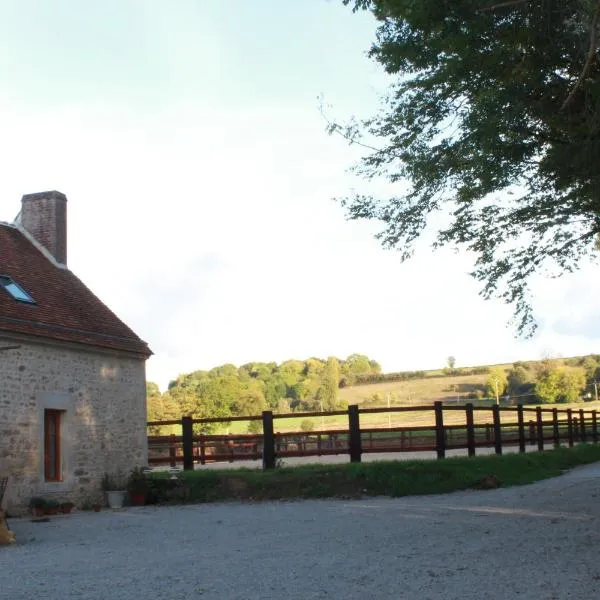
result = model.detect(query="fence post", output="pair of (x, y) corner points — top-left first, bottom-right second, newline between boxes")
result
(567, 409), (574, 447)
(262, 411), (276, 469)
(466, 403), (475, 457)
(348, 405), (362, 463)
(579, 409), (587, 442)
(492, 405), (502, 455)
(169, 434), (176, 467)
(517, 404), (525, 453)
(529, 420), (536, 445)
(182, 416), (194, 471)
(593, 410), (598, 443)
(199, 434), (206, 465)
(434, 401), (445, 459)
(552, 408), (560, 448)
(536, 407), (544, 451)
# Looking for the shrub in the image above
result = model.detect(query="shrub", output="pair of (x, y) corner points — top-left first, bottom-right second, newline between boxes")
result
(353, 370), (427, 385)
(145, 474), (190, 505)
(300, 419), (315, 432)
(127, 466), (149, 494)
(44, 499), (60, 514)
(101, 471), (127, 491)
(247, 419), (262, 434)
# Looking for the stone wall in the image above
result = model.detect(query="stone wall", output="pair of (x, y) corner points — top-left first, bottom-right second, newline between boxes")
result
(0, 336), (147, 514)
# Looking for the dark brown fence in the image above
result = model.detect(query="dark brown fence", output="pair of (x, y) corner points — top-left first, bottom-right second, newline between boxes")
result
(147, 402), (599, 470)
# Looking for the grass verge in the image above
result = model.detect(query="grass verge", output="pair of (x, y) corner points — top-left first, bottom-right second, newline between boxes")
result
(149, 444), (600, 504)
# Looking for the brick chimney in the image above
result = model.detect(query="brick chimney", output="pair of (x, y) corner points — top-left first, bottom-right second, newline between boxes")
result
(19, 191), (67, 265)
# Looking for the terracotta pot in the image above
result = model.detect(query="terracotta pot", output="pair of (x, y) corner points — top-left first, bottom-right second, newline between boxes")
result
(129, 492), (146, 506)
(93, 504), (102, 512)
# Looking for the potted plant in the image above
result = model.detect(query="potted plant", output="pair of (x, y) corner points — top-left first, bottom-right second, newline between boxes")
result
(127, 467), (149, 506)
(44, 499), (60, 515)
(60, 501), (75, 514)
(29, 497), (46, 518)
(101, 471), (127, 509)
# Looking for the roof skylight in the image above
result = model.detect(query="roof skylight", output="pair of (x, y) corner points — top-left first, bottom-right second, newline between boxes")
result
(0, 275), (35, 304)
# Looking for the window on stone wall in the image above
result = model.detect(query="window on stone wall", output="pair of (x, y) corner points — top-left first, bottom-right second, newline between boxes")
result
(44, 409), (63, 482)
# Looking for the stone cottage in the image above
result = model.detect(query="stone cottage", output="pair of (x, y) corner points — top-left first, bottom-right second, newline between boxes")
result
(0, 191), (151, 513)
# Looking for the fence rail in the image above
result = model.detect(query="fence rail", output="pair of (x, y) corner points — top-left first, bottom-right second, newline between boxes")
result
(147, 402), (599, 470)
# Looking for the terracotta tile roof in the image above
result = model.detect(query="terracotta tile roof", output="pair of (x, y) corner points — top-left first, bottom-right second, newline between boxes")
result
(0, 223), (151, 357)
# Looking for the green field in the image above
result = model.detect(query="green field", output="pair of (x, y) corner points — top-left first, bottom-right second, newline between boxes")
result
(211, 399), (600, 435)
(338, 372), (491, 405)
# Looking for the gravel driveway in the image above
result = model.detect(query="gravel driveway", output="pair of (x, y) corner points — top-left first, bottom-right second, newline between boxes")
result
(3, 461), (600, 600)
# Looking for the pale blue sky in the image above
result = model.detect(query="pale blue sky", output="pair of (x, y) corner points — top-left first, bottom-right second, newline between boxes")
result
(0, 1), (598, 389)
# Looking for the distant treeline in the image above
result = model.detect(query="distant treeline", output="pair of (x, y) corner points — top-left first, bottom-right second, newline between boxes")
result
(147, 354), (381, 433)
(353, 366), (490, 385)
(147, 355), (600, 434)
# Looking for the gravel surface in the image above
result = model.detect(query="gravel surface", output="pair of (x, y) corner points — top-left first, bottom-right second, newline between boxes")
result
(3, 462), (600, 600)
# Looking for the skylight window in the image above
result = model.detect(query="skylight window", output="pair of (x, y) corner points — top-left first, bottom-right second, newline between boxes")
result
(0, 276), (35, 304)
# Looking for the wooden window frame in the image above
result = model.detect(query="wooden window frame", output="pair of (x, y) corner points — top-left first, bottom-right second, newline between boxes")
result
(44, 409), (62, 482)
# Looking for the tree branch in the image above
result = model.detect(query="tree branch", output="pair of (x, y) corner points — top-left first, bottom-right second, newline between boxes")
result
(477, 0), (528, 13)
(550, 230), (596, 257)
(318, 99), (387, 155)
(561, 0), (600, 111)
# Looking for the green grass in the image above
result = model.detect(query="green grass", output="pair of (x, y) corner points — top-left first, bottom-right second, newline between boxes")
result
(153, 444), (600, 503)
(212, 400), (600, 435)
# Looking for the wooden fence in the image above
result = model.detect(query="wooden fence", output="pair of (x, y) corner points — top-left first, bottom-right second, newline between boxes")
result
(147, 402), (599, 470)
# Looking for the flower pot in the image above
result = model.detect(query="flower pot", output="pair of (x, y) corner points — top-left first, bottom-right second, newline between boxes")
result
(106, 490), (126, 509)
(93, 504), (102, 512)
(60, 503), (75, 514)
(129, 492), (146, 506)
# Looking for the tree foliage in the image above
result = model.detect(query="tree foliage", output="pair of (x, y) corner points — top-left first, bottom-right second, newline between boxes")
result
(486, 367), (508, 400)
(507, 363), (536, 396)
(320, 356), (341, 410)
(535, 364), (587, 403)
(148, 354), (600, 431)
(146, 382), (180, 435)
(337, 0), (600, 333)
(149, 354), (380, 426)
(339, 354), (381, 386)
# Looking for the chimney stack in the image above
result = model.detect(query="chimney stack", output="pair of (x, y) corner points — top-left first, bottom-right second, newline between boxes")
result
(20, 191), (67, 265)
